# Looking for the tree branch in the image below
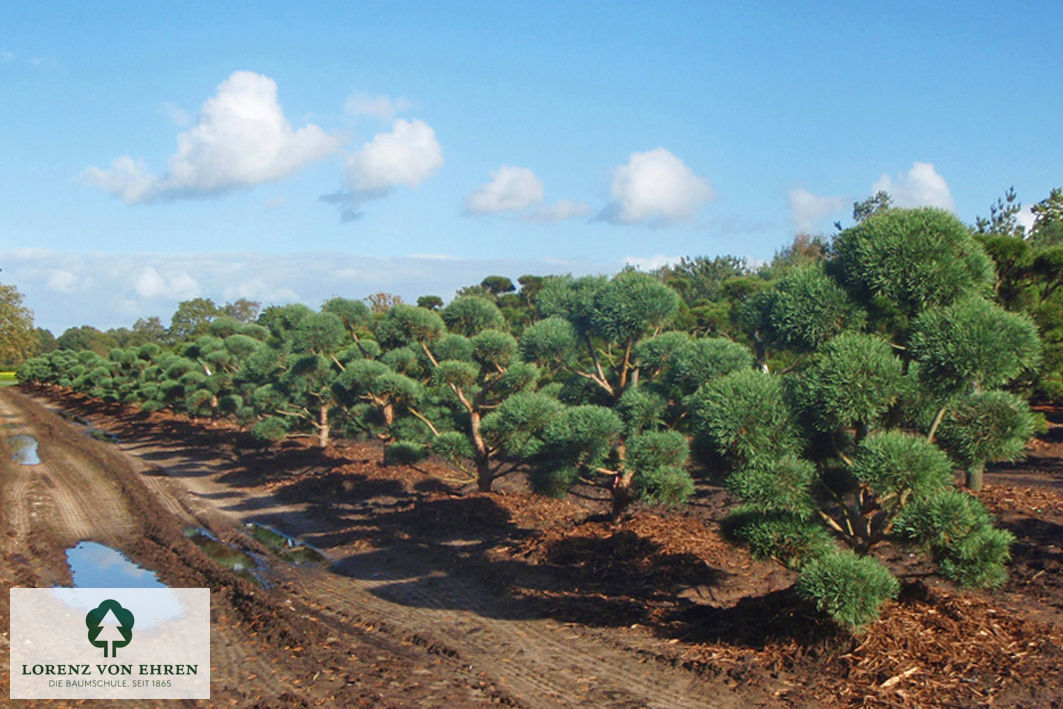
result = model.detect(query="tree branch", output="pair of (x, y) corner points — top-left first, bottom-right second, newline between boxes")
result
(584, 334), (615, 397)
(408, 407), (441, 437)
(927, 404), (948, 443)
(420, 340), (440, 367)
(449, 383), (474, 414)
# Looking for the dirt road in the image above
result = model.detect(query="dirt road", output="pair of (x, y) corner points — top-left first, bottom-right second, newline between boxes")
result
(0, 387), (764, 707)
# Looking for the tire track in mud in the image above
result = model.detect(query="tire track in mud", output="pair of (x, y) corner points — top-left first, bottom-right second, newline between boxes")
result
(0, 397), (65, 561)
(11, 389), (751, 708)
(5, 465), (34, 541)
(9, 423), (133, 547)
(8, 390), (517, 707)
(286, 554), (723, 709)
(122, 452), (205, 525)
(210, 634), (293, 700)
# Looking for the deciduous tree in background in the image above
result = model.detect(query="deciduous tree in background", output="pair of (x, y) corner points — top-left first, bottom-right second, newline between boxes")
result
(0, 283), (36, 366)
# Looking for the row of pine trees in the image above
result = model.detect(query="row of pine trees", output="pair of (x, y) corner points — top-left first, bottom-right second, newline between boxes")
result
(18, 203), (1054, 628)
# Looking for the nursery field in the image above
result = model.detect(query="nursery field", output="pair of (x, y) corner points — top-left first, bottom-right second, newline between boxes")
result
(2, 384), (1062, 707)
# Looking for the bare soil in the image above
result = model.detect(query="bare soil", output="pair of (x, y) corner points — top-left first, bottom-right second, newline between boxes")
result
(3, 384), (1062, 707)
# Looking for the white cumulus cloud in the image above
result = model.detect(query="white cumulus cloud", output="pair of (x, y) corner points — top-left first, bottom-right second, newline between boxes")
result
(83, 71), (341, 204)
(464, 166), (591, 222)
(788, 188), (845, 232)
(872, 162), (954, 211)
(328, 118), (444, 220)
(600, 148), (714, 226)
(343, 118), (443, 196)
(465, 166), (544, 214)
(1017, 204), (1036, 235)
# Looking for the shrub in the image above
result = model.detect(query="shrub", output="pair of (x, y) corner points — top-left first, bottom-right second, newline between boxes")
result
(795, 550), (900, 629)
(385, 441), (429, 466)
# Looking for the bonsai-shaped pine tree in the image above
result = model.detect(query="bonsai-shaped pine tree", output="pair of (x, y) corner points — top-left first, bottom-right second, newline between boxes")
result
(519, 271), (710, 516)
(247, 310), (350, 447)
(375, 298), (546, 491)
(934, 390), (1036, 492)
(523, 322), (752, 518)
(692, 207), (1038, 628)
(524, 271), (680, 400)
(332, 358), (426, 462)
(908, 295), (1041, 490)
(429, 326), (541, 491)
(529, 398), (694, 520)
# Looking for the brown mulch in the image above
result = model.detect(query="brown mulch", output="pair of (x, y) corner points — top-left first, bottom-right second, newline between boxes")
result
(977, 483), (1063, 517)
(818, 590), (1063, 707)
(486, 496), (1063, 707)
(507, 509), (763, 587)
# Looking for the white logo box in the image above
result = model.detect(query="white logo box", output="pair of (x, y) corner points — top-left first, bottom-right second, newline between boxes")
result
(10, 587), (210, 700)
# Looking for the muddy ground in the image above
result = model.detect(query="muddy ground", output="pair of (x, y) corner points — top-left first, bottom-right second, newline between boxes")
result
(2, 385), (1062, 707)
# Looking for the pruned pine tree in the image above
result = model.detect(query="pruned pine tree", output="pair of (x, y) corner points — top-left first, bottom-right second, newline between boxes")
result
(690, 207), (1039, 628)
(527, 271), (680, 399)
(909, 296), (1041, 489)
(376, 298), (545, 491)
(520, 271), (706, 516)
(332, 358), (425, 462)
(248, 311), (349, 448)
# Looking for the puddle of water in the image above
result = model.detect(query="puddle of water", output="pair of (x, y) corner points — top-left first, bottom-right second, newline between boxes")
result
(7, 434), (40, 464)
(87, 428), (120, 444)
(246, 523), (327, 565)
(65, 541), (165, 588)
(57, 411), (119, 443)
(184, 528), (262, 584)
(59, 411), (90, 426)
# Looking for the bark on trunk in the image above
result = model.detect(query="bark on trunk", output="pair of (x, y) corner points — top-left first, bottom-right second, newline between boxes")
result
(317, 404), (329, 448)
(611, 471), (634, 521)
(965, 462), (985, 492)
(476, 454), (493, 493)
(469, 410), (493, 492)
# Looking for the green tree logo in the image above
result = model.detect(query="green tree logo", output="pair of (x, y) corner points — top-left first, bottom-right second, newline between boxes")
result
(85, 599), (134, 658)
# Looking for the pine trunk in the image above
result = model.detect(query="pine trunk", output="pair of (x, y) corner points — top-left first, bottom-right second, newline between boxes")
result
(476, 455), (493, 493)
(469, 410), (493, 492)
(611, 471), (634, 521)
(317, 404), (329, 448)
(966, 462), (985, 491)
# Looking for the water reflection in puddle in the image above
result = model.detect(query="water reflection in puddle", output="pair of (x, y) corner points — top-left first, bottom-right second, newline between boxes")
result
(87, 427), (120, 444)
(246, 523), (327, 565)
(184, 528), (263, 584)
(58, 410), (119, 443)
(7, 434), (40, 464)
(65, 541), (165, 588)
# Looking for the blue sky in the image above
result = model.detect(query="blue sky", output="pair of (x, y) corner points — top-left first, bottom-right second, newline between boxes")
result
(2, 1), (1061, 333)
